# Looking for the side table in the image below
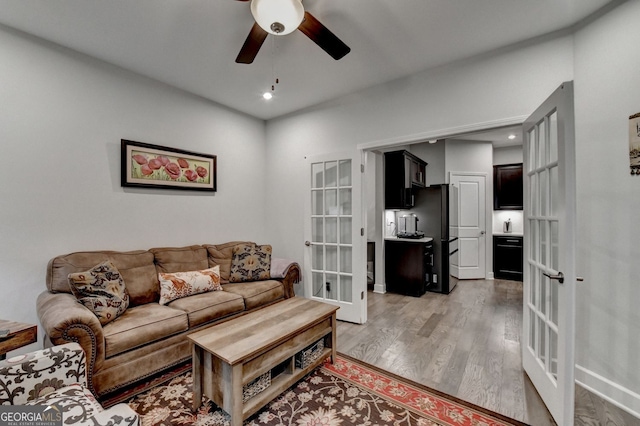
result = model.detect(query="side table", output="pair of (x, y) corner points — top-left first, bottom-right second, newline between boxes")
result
(0, 320), (37, 360)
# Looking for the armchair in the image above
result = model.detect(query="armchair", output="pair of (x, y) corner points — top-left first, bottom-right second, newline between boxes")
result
(0, 343), (138, 425)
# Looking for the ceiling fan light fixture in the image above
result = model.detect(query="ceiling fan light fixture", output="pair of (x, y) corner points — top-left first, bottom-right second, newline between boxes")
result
(250, 0), (304, 36)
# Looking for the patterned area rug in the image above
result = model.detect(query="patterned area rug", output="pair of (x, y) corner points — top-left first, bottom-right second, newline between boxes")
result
(125, 354), (526, 426)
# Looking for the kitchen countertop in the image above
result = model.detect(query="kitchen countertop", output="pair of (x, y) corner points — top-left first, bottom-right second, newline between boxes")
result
(385, 236), (433, 243)
(493, 233), (524, 237)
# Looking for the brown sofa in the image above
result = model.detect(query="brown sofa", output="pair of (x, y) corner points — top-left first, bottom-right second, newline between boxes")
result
(36, 241), (300, 399)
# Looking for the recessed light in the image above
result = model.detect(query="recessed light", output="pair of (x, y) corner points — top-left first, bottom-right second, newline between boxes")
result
(263, 92), (273, 100)
(508, 134), (516, 140)
(428, 140), (437, 144)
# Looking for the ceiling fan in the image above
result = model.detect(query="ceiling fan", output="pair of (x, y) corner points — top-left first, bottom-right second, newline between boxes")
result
(235, 0), (351, 64)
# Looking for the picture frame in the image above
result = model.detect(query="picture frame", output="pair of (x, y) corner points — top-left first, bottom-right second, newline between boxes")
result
(629, 112), (640, 175)
(121, 139), (216, 191)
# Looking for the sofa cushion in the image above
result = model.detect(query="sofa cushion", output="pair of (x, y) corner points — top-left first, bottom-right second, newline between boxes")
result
(204, 241), (251, 283)
(103, 304), (188, 358)
(47, 250), (158, 306)
(229, 244), (272, 283)
(167, 289), (245, 327)
(158, 265), (222, 305)
(222, 280), (284, 310)
(68, 261), (130, 325)
(150, 245), (208, 273)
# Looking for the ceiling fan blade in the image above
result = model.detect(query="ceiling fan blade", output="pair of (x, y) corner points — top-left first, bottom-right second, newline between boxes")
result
(236, 22), (268, 64)
(298, 12), (350, 60)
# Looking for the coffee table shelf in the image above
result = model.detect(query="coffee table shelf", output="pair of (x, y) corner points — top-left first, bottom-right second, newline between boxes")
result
(188, 297), (338, 426)
(243, 346), (332, 417)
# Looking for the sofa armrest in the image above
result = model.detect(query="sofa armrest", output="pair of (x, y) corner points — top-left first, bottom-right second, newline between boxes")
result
(36, 291), (105, 394)
(0, 343), (86, 405)
(271, 258), (301, 299)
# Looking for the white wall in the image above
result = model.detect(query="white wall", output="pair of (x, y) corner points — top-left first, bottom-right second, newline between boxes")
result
(0, 26), (268, 353)
(493, 145), (523, 165)
(265, 35), (574, 273)
(573, 0), (640, 415)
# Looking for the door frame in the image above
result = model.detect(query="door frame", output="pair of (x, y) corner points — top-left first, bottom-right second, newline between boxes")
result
(359, 117), (527, 295)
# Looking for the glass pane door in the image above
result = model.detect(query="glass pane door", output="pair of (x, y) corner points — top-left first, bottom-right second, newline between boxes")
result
(527, 111), (560, 382)
(522, 81), (576, 426)
(305, 151), (365, 324)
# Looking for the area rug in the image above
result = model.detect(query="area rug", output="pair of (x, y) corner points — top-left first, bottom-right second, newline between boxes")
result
(125, 354), (526, 426)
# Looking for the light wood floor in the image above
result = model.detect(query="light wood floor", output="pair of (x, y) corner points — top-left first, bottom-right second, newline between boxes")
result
(336, 278), (638, 425)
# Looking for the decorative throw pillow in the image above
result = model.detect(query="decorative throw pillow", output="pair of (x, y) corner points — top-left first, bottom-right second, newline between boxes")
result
(229, 243), (272, 283)
(158, 265), (222, 305)
(68, 260), (130, 326)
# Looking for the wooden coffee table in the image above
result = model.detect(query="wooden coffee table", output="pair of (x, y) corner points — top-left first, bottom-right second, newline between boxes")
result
(188, 297), (338, 426)
(0, 320), (37, 360)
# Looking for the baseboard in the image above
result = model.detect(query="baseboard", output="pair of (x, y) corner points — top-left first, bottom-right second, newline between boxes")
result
(487, 272), (495, 280)
(575, 364), (640, 419)
(373, 283), (386, 294)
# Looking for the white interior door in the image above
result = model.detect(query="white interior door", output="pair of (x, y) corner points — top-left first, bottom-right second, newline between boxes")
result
(522, 81), (576, 426)
(449, 173), (486, 279)
(304, 151), (366, 324)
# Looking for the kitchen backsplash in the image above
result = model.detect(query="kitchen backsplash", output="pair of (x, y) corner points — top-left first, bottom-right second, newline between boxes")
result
(493, 210), (524, 234)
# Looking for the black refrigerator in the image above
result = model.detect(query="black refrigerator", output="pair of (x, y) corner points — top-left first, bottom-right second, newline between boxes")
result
(415, 184), (457, 294)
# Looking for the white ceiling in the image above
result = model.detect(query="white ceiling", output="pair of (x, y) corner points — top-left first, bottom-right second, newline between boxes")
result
(0, 0), (614, 120)
(452, 125), (523, 148)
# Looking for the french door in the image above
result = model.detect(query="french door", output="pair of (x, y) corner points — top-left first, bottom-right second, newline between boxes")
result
(303, 151), (366, 324)
(522, 81), (576, 426)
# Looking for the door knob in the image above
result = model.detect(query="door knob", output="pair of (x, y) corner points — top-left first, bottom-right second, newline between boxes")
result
(305, 241), (311, 246)
(543, 271), (564, 284)
(480, 230), (485, 235)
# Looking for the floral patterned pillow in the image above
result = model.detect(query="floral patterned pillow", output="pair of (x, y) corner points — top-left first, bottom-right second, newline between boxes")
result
(68, 260), (130, 325)
(158, 265), (222, 305)
(229, 244), (272, 283)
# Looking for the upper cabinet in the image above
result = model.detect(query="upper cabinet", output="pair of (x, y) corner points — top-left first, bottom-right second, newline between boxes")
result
(493, 163), (523, 210)
(385, 150), (428, 209)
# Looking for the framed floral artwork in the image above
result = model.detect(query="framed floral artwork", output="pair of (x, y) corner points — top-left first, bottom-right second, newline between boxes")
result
(121, 140), (216, 191)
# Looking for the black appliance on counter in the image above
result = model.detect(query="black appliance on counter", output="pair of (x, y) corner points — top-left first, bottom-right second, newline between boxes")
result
(416, 184), (458, 294)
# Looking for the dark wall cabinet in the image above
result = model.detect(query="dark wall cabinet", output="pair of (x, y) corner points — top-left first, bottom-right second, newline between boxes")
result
(385, 150), (428, 209)
(493, 236), (523, 281)
(385, 239), (433, 297)
(493, 163), (523, 210)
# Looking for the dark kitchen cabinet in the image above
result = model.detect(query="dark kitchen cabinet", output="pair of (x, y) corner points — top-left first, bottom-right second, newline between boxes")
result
(385, 239), (433, 297)
(493, 163), (523, 210)
(385, 150), (428, 209)
(493, 236), (523, 281)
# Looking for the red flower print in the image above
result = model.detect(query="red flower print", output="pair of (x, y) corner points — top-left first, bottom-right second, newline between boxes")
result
(177, 158), (189, 168)
(184, 169), (198, 182)
(141, 164), (153, 175)
(165, 163), (181, 179)
(132, 154), (148, 165)
(196, 166), (208, 178)
(148, 158), (162, 170)
(157, 156), (170, 166)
